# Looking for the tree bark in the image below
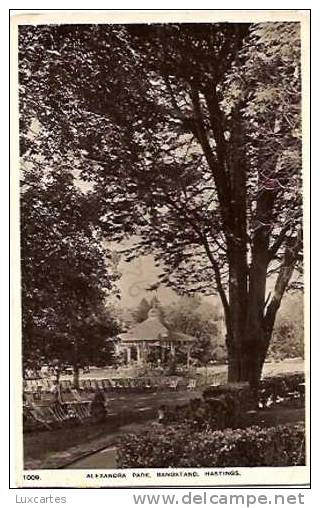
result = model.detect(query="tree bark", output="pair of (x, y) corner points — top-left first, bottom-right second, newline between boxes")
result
(73, 337), (80, 389)
(227, 253), (248, 382)
(73, 364), (80, 389)
(226, 104), (249, 383)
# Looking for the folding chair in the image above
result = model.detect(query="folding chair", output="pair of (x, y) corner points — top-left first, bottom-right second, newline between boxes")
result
(96, 379), (104, 390)
(71, 388), (83, 403)
(34, 385), (43, 401)
(101, 379), (110, 391)
(109, 379), (117, 392)
(26, 405), (52, 430)
(187, 379), (196, 390)
(60, 380), (68, 391)
(168, 379), (179, 391)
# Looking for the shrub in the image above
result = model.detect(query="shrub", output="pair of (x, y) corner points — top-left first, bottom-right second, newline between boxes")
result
(202, 373), (305, 411)
(162, 393), (244, 430)
(160, 374), (305, 433)
(203, 382), (253, 410)
(259, 372), (305, 408)
(117, 422), (305, 468)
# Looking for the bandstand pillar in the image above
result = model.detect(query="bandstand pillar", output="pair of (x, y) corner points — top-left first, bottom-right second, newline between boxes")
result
(136, 344), (141, 364)
(186, 345), (192, 368)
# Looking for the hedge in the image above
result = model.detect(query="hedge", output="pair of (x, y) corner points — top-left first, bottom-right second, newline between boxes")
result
(203, 372), (305, 410)
(117, 422), (305, 468)
(152, 373), (305, 433)
(259, 372), (305, 407)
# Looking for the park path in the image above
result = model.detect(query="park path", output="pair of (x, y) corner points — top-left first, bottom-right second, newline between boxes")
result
(68, 446), (118, 468)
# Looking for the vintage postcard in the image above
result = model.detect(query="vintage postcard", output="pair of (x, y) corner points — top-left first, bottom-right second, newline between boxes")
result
(10, 9), (310, 488)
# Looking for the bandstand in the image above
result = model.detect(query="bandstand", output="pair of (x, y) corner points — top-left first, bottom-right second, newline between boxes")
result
(117, 306), (195, 366)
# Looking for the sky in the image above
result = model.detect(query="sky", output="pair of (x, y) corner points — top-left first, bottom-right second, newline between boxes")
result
(111, 238), (224, 311)
(112, 240), (303, 319)
(116, 252), (179, 308)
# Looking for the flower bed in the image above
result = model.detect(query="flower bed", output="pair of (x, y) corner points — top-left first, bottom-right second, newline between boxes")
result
(117, 422), (305, 468)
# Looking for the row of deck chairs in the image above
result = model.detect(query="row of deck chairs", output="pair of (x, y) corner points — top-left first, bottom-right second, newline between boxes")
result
(208, 372), (228, 386)
(76, 377), (183, 392)
(24, 373), (228, 396)
(23, 400), (92, 430)
(24, 377), (192, 394)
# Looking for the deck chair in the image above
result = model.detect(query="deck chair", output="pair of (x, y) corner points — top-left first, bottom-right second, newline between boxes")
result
(109, 379), (117, 391)
(114, 378), (124, 391)
(25, 405), (51, 430)
(24, 392), (36, 404)
(187, 379), (196, 390)
(70, 388), (83, 403)
(101, 379), (110, 391)
(34, 385), (43, 401)
(41, 379), (50, 392)
(81, 402), (91, 418)
(127, 378), (135, 391)
(67, 402), (85, 422)
(95, 380), (103, 390)
(210, 373), (223, 386)
(48, 404), (65, 423)
(168, 379), (179, 390)
(130, 378), (138, 390)
(88, 380), (96, 392)
(60, 380), (69, 391)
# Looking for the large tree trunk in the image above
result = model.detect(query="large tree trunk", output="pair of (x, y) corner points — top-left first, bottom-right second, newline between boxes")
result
(191, 84), (301, 388)
(242, 188), (274, 387)
(229, 236), (300, 393)
(227, 254), (248, 382)
(73, 365), (80, 389)
(73, 337), (80, 389)
(226, 105), (249, 383)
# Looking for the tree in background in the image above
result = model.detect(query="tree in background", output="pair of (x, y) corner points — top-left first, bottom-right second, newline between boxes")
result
(131, 298), (152, 323)
(20, 160), (121, 386)
(19, 22), (303, 388)
(268, 293), (304, 361)
(163, 296), (223, 365)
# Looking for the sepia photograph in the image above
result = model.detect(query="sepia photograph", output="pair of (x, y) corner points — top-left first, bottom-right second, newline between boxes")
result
(11, 9), (310, 488)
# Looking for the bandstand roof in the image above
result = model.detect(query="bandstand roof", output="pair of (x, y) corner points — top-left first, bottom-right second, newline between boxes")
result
(119, 306), (195, 344)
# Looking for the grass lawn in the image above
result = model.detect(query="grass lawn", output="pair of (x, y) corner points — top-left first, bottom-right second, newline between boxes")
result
(24, 359), (306, 469)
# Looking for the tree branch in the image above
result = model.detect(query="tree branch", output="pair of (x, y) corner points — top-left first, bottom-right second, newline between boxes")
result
(264, 230), (302, 334)
(203, 89), (228, 169)
(163, 193), (230, 320)
(199, 233), (230, 324)
(190, 86), (232, 235)
(268, 223), (292, 261)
